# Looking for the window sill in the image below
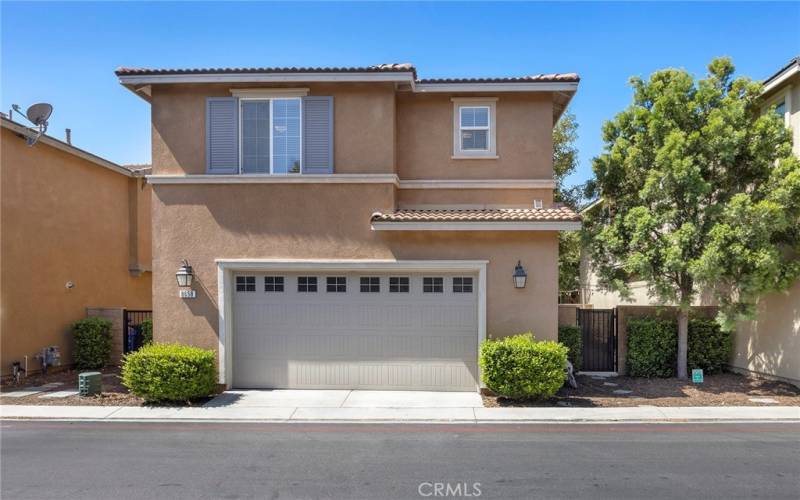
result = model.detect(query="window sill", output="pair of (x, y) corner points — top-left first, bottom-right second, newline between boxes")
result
(451, 155), (500, 160)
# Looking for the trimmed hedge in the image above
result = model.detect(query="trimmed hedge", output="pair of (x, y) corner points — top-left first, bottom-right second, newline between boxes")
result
(626, 318), (732, 377)
(139, 318), (153, 347)
(479, 333), (568, 399)
(122, 343), (217, 403)
(557, 325), (582, 369)
(72, 317), (113, 369)
(687, 319), (732, 374)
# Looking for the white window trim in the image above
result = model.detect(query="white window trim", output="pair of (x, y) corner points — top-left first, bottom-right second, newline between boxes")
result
(231, 88), (309, 98)
(452, 98), (497, 159)
(763, 88), (792, 127)
(216, 259), (488, 389)
(238, 97), (303, 175)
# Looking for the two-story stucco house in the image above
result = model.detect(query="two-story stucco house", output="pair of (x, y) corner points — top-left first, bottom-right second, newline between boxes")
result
(117, 64), (580, 391)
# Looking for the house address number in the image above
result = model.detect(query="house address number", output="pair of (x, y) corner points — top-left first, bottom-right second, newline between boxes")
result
(179, 290), (197, 299)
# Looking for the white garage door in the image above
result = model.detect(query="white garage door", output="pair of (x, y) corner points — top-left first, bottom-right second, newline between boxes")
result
(232, 272), (479, 391)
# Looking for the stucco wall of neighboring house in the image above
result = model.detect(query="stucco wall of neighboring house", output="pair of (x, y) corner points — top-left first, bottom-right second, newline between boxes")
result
(396, 92), (554, 180)
(150, 183), (559, 356)
(151, 83), (396, 176)
(762, 72), (800, 156)
(397, 188), (554, 208)
(0, 127), (152, 376)
(731, 275), (800, 385)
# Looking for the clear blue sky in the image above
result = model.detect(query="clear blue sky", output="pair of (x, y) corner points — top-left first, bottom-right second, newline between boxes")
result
(2, 2), (798, 186)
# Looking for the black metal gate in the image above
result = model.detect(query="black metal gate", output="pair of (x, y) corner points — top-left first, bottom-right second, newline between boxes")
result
(576, 308), (617, 372)
(123, 309), (152, 354)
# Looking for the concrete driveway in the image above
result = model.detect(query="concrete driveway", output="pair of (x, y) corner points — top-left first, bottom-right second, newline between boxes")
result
(204, 390), (484, 409)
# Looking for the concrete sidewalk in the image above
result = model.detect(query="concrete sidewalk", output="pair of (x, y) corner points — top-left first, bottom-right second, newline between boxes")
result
(2, 404), (798, 423)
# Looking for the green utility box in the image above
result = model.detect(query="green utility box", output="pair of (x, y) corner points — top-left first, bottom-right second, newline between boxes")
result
(78, 371), (102, 397)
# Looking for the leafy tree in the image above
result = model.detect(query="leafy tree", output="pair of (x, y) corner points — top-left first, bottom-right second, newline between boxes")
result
(553, 111), (585, 301)
(584, 57), (800, 378)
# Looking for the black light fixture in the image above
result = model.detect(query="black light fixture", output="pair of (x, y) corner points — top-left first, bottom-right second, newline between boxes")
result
(513, 260), (527, 288)
(176, 260), (194, 288)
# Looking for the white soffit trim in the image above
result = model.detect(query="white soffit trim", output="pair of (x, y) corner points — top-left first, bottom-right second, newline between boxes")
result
(371, 221), (582, 231)
(1, 118), (133, 177)
(416, 82), (578, 93)
(231, 88), (309, 98)
(763, 61), (800, 94)
(146, 174), (400, 186)
(399, 179), (556, 189)
(119, 72), (417, 85)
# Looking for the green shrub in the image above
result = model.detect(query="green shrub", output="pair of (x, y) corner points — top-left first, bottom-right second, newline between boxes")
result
(627, 317), (733, 377)
(122, 343), (217, 403)
(139, 318), (153, 346)
(479, 333), (568, 399)
(557, 325), (582, 369)
(688, 319), (732, 374)
(72, 317), (113, 369)
(626, 318), (676, 377)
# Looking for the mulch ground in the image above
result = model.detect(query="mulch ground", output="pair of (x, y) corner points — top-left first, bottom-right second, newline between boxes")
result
(482, 372), (800, 408)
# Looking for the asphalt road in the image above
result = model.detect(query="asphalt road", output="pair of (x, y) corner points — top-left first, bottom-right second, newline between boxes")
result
(1, 421), (798, 500)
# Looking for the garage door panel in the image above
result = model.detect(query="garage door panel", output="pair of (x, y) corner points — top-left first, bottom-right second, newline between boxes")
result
(232, 272), (479, 391)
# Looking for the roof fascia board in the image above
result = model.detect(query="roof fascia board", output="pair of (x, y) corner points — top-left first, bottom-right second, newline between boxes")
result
(415, 82), (578, 93)
(1, 118), (132, 177)
(763, 62), (800, 94)
(118, 72), (416, 85)
(371, 221), (582, 231)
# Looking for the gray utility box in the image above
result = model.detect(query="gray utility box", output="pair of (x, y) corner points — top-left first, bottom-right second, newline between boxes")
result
(78, 372), (102, 397)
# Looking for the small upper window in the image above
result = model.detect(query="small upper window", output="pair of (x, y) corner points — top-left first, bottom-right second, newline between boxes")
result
(774, 99), (786, 117)
(453, 277), (473, 293)
(423, 277), (444, 293)
(326, 276), (347, 293)
(236, 276), (256, 292)
(264, 276), (284, 292)
(298, 276), (317, 293)
(453, 99), (497, 158)
(360, 277), (380, 293)
(389, 277), (410, 293)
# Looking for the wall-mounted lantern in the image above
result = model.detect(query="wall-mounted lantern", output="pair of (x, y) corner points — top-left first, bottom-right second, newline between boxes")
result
(175, 260), (194, 288)
(513, 260), (527, 289)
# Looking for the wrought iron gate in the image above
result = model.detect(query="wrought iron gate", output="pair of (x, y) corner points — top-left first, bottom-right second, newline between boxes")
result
(576, 308), (617, 372)
(123, 309), (152, 354)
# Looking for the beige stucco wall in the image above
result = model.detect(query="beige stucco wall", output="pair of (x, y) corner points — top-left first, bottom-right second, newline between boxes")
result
(0, 127), (152, 375)
(398, 188), (553, 208)
(396, 93), (554, 180)
(731, 271), (800, 385)
(151, 83), (396, 176)
(151, 183), (559, 357)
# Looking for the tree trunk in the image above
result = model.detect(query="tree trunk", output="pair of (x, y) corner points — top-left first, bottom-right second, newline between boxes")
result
(677, 308), (689, 379)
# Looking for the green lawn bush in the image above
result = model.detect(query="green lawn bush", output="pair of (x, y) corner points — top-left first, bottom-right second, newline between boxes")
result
(122, 343), (217, 403)
(557, 325), (582, 370)
(627, 317), (733, 377)
(479, 333), (568, 399)
(72, 317), (113, 369)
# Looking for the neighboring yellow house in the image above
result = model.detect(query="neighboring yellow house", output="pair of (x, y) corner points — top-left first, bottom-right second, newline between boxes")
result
(117, 63), (581, 392)
(0, 116), (152, 376)
(579, 56), (800, 386)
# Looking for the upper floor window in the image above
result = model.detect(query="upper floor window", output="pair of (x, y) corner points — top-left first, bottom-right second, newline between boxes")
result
(241, 98), (301, 174)
(774, 99), (786, 117)
(452, 98), (497, 159)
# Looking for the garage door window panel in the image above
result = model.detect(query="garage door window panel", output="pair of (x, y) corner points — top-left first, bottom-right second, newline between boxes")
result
(360, 277), (380, 293)
(326, 276), (347, 292)
(264, 276), (284, 292)
(453, 277), (473, 293)
(236, 276), (256, 292)
(423, 277), (444, 293)
(298, 276), (318, 292)
(389, 277), (410, 293)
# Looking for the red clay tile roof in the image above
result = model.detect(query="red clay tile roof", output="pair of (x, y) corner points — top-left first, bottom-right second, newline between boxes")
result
(115, 64), (417, 77)
(370, 208), (581, 223)
(115, 64), (580, 84)
(417, 73), (580, 84)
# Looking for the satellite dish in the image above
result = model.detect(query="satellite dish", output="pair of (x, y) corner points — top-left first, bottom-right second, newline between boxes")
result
(10, 102), (53, 146)
(26, 103), (53, 126)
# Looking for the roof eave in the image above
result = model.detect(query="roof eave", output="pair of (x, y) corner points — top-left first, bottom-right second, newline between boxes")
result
(762, 58), (800, 95)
